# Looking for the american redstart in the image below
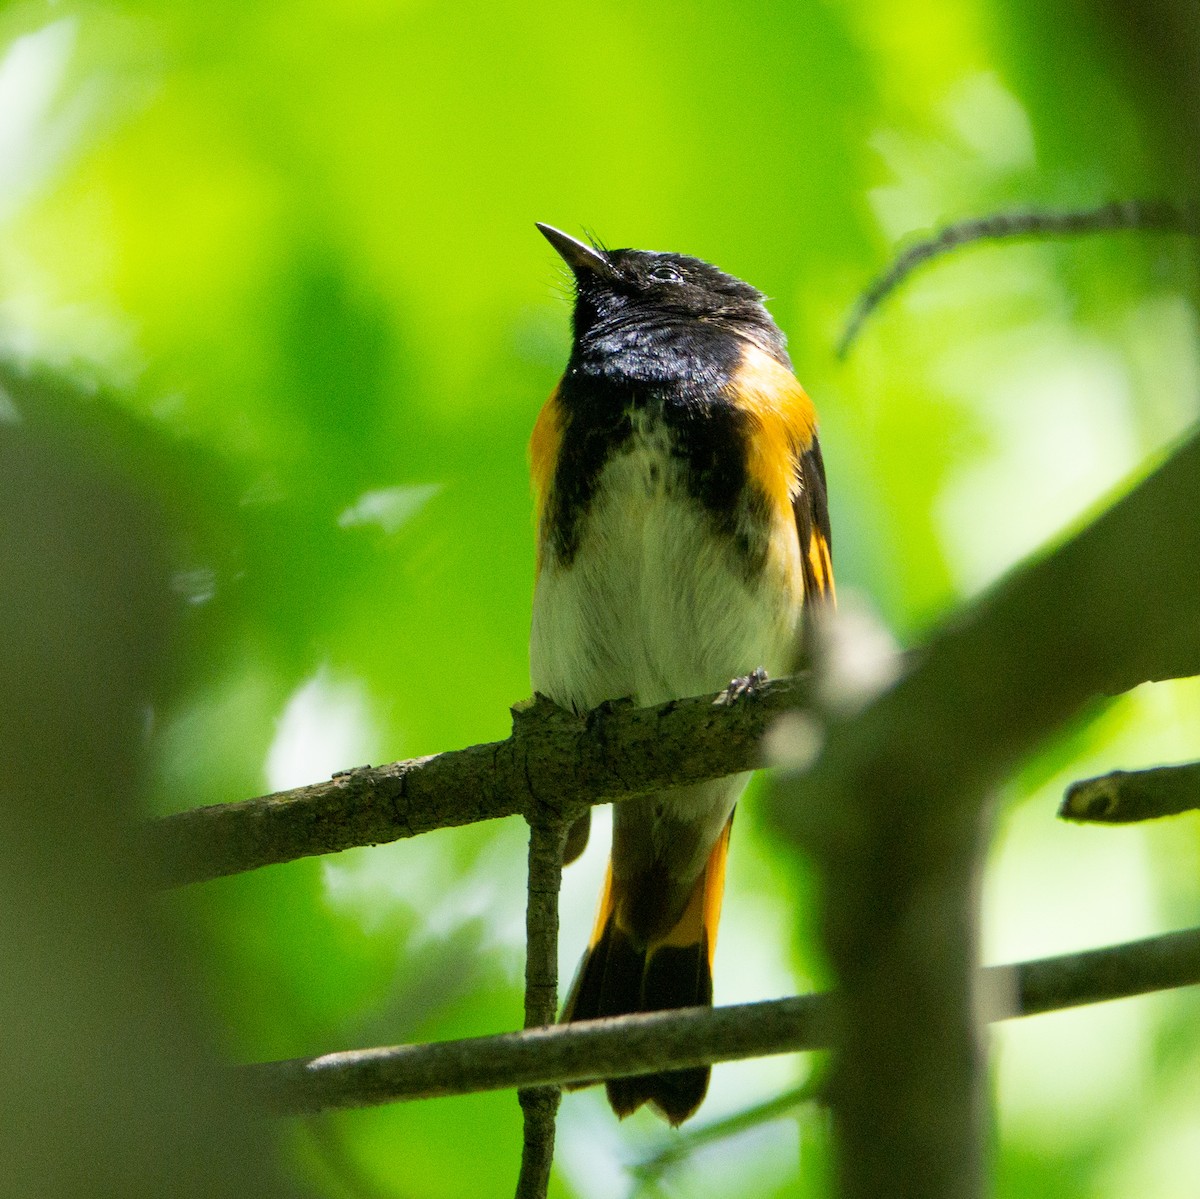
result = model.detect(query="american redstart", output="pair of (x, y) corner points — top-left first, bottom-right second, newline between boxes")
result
(529, 224), (834, 1124)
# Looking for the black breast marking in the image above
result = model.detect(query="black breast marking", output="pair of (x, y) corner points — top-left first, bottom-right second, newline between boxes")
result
(546, 328), (762, 571)
(544, 377), (635, 565)
(664, 390), (752, 549)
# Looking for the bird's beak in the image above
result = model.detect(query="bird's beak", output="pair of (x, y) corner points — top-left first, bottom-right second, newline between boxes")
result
(536, 223), (614, 281)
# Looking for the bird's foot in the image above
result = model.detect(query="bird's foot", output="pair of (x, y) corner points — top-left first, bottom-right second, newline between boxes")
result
(718, 666), (768, 706)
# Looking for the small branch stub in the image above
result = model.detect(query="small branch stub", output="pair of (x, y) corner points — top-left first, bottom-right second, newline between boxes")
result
(1060, 760), (1200, 823)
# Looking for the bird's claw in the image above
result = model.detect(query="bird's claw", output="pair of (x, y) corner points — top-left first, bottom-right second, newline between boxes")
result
(718, 666), (768, 706)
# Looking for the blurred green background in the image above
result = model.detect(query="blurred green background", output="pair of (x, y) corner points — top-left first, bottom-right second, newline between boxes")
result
(2, 0), (1199, 1195)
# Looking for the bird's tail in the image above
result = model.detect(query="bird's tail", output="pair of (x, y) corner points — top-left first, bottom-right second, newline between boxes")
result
(560, 815), (732, 1125)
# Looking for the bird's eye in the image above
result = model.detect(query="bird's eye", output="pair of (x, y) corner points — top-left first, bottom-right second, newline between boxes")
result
(648, 264), (684, 285)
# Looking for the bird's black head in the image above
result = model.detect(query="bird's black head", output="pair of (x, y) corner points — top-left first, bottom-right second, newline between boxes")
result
(537, 224), (789, 377)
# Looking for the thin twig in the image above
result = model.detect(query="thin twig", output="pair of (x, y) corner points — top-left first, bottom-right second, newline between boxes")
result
(630, 1073), (827, 1184)
(1060, 760), (1200, 823)
(515, 807), (569, 1199)
(241, 925), (1200, 1116)
(837, 199), (1198, 357)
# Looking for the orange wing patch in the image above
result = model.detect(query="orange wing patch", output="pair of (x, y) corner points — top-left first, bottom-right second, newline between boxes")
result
(807, 529), (835, 600)
(796, 437), (835, 607)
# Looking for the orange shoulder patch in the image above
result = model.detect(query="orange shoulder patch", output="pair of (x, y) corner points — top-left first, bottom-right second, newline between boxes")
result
(529, 386), (563, 530)
(725, 344), (817, 514)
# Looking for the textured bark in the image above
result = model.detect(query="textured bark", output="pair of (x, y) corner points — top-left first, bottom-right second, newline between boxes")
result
(147, 682), (809, 887)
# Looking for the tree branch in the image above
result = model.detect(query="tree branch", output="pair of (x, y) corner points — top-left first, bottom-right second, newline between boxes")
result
(147, 682), (810, 888)
(241, 926), (1200, 1116)
(768, 426), (1200, 1199)
(148, 432), (1200, 894)
(837, 199), (1198, 357)
(1060, 761), (1200, 823)
(148, 427), (1200, 1192)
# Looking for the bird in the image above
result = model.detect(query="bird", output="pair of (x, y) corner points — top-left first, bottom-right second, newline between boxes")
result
(528, 224), (834, 1125)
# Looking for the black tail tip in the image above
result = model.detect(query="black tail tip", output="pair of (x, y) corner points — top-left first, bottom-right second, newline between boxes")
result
(607, 1067), (711, 1126)
(567, 1069), (710, 1124)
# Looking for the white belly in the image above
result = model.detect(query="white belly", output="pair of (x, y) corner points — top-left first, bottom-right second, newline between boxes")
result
(530, 422), (803, 712)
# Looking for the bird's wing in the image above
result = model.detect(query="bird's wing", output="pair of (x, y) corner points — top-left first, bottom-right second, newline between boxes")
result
(793, 434), (835, 606)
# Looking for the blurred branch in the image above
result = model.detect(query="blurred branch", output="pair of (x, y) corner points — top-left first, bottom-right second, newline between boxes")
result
(515, 808), (568, 1199)
(837, 199), (1198, 357)
(147, 682), (810, 888)
(768, 427), (1200, 1199)
(630, 1074), (827, 1185)
(0, 408), (302, 1199)
(1060, 760), (1200, 823)
(242, 925), (1200, 1115)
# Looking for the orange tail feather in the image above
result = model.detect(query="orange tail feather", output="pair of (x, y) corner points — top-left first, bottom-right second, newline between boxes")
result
(560, 816), (733, 1125)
